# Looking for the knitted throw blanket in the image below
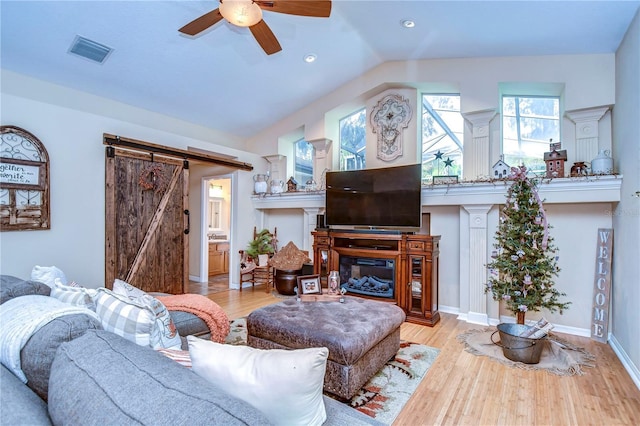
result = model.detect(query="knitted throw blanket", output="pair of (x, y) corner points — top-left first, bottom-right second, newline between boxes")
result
(0, 295), (100, 382)
(157, 294), (230, 343)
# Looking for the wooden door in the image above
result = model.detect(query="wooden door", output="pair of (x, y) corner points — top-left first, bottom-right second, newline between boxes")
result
(105, 148), (189, 293)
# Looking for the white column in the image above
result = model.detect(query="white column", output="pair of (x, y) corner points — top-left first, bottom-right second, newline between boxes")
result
(303, 208), (321, 261)
(308, 138), (332, 189)
(461, 109), (497, 180)
(461, 204), (493, 325)
(565, 106), (610, 163)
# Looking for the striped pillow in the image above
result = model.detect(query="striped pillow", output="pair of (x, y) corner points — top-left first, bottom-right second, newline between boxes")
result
(157, 348), (192, 368)
(93, 289), (154, 347)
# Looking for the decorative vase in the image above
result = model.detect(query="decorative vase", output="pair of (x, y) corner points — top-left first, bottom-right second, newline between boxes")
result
(591, 149), (614, 175)
(270, 179), (285, 194)
(253, 174), (269, 194)
(274, 268), (302, 295)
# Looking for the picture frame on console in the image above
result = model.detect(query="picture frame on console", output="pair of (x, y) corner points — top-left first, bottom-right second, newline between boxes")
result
(297, 275), (322, 295)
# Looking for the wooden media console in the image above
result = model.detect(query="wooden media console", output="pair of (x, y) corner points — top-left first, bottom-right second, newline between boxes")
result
(312, 229), (441, 326)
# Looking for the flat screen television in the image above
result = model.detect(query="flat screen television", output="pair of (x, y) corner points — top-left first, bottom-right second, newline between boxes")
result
(325, 164), (422, 230)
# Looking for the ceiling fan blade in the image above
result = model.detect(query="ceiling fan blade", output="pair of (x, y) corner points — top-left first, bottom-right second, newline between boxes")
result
(179, 9), (224, 36)
(250, 20), (282, 55)
(256, 1), (331, 18)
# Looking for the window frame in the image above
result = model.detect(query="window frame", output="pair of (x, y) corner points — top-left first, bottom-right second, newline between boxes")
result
(421, 93), (463, 183)
(500, 89), (563, 175)
(339, 107), (366, 171)
(293, 138), (314, 186)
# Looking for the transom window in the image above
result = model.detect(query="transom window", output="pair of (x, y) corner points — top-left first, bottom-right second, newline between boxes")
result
(421, 94), (463, 183)
(502, 95), (560, 175)
(294, 139), (313, 185)
(339, 108), (366, 171)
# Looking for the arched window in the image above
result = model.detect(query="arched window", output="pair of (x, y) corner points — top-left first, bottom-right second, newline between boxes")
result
(0, 126), (50, 231)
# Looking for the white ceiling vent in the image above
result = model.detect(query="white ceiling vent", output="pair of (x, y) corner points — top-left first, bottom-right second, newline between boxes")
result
(68, 36), (113, 64)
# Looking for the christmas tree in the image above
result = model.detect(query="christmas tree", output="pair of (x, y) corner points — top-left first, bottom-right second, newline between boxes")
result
(486, 165), (570, 324)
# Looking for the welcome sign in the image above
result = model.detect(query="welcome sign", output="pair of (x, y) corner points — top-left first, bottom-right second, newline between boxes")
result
(591, 228), (613, 343)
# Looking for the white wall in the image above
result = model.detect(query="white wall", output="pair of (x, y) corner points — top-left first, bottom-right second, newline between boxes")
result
(246, 54), (615, 155)
(613, 8), (640, 386)
(0, 74), (264, 287)
(424, 205), (460, 310)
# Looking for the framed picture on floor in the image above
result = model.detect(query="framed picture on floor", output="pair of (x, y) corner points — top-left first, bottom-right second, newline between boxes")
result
(297, 274), (322, 295)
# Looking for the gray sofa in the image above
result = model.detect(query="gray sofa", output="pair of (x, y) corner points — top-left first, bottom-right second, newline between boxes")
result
(0, 275), (381, 425)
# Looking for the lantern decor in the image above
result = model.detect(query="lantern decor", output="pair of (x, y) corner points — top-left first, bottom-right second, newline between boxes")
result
(485, 165), (570, 324)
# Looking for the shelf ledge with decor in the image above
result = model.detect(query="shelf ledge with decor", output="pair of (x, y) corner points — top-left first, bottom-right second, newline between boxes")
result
(251, 175), (622, 211)
(422, 175), (622, 205)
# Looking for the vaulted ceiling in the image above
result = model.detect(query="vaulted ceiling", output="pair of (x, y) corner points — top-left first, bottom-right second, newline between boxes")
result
(2, 1), (638, 139)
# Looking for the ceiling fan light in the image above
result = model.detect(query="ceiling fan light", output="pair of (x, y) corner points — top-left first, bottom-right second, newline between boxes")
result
(220, 0), (263, 27)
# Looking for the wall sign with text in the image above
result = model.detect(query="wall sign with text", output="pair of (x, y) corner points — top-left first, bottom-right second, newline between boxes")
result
(0, 126), (50, 231)
(591, 228), (613, 343)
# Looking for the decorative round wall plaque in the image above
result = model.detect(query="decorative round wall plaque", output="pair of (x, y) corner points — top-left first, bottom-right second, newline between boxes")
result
(370, 93), (413, 162)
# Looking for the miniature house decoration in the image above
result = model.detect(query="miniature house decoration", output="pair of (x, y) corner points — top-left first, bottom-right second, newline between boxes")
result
(491, 156), (510, 179)
(286, 176), (298, 192)
(543, 141), (567, 178)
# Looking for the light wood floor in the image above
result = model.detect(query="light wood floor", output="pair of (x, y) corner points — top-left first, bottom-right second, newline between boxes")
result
(207, 285), (640, 426)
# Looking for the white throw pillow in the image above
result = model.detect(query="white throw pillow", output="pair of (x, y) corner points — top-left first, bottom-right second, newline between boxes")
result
(188, 336), (328, 426)
(50, 278), (97, 310)
(31, 265), (67, 289)
(93, 288), (155, 347)
(112, 279), (181, 350)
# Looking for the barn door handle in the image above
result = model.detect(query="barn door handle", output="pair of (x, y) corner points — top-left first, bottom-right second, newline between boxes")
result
(184, 209), (190, 234)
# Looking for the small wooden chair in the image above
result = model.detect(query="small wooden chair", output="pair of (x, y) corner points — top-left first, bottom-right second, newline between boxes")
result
(239, 227), (277, 292)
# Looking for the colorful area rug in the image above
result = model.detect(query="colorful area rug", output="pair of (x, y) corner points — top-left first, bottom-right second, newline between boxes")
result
(457, 326), (596, 376)
(226, 318), (439, 424)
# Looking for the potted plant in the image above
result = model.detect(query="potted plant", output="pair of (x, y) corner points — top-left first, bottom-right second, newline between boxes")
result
(246, 229), (275, 266)
(485, 165), (570, 324)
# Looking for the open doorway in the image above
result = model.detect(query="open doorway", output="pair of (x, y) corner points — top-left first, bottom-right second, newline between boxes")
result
(193, 174), (233, 294)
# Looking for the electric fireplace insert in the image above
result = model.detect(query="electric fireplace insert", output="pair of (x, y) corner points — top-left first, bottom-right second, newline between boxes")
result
(338, 255), (395, 299)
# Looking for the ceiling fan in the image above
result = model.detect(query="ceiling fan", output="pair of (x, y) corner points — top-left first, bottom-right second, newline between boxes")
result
(179, 0), (332, 55)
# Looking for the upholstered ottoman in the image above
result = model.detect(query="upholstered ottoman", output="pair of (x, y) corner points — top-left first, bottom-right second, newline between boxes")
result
(247, 296), (406, 400)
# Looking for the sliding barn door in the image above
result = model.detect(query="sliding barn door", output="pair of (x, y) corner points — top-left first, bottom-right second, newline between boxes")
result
(105, 148), (189, 293)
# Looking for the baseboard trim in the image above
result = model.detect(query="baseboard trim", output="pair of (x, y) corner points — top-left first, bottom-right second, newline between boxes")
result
(439, 305), (459, 315)
(466, 311), (490, 326)
(609, 334), (640, 391)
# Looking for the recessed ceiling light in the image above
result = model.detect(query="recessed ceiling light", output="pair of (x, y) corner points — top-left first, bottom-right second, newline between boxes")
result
(401, 19), (415, 29)
(303, 54), (317, 63)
